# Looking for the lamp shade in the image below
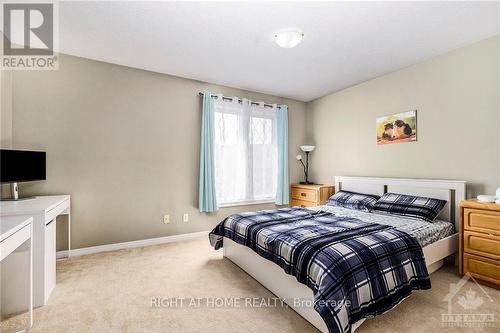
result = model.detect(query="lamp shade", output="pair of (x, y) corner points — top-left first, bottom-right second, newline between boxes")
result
(300, 145), (315, 152)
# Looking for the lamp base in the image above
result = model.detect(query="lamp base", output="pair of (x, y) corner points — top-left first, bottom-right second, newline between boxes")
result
(299, 181), (315, 185)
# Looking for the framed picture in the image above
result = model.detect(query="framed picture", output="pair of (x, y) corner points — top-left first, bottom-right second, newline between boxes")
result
(376, 110), (417, 145)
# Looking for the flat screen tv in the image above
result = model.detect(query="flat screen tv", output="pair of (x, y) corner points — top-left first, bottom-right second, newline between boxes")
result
(0, 149), (46, 200)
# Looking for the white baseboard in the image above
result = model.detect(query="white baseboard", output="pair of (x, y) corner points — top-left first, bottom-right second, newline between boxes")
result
(57, 230), (210, 259)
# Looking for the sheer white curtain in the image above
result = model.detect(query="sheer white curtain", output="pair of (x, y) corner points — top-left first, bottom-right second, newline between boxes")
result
(213, 95), (278, 205)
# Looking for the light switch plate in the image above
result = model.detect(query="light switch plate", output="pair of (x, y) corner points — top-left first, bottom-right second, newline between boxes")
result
(183, 214), (189, 223)
(163, 215), (170, 224)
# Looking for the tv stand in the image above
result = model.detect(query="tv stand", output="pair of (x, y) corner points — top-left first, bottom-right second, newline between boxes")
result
(0, 182), (34, 201)
(11, 182), (18, 199)
(1, 197), (36, 201)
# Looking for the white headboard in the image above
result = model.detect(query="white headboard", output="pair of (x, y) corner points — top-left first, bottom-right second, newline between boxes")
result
(334, 176), (466, 231)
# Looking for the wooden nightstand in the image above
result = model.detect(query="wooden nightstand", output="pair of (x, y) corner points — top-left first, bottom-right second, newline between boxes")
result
(459, 199), (500, 287)
(290, 184), (335, 208)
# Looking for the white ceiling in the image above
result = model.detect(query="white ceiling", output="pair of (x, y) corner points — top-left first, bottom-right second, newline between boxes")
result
(57, 1), (499, 102)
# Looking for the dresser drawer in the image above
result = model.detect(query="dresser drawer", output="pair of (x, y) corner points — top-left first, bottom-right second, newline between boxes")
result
(290, 199), (317, 208)
(463, 253), (500, 285)
(463, 208), (500, 235)
(291, 188), (317, 203)
(463, 231), (500, 261)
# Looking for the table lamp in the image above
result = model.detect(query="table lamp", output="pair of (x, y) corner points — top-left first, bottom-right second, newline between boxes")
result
(296, 145), (315, 184)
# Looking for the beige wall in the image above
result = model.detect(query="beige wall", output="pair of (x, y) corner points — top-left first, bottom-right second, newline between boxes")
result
(1, 32), (13, 148)
(306, 36), (500, 197)
(1, 70), (13, 147)
(1, 70), (13, 200)
(11, 54), (307, 249)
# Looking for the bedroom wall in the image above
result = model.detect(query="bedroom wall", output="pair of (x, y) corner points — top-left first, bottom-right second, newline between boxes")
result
(1, 70), (13, 148)
(1, 32), (13, 150)
(10, 54), (308, 249)
(306, 36), (500, 197)
(0, 70), (13, 200)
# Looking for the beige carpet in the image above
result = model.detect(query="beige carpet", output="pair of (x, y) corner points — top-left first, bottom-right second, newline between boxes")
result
(1, 237), (499, 333)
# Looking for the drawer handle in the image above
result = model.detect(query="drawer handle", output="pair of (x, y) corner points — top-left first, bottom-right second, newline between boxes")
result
(301, 193), (306, 197)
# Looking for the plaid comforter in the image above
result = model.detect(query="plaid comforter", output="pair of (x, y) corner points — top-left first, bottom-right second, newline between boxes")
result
(209, 207), (431, 333)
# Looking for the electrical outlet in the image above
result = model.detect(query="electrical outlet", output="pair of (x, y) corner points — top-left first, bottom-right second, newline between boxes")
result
(163, 215), (170, 224)
(183, 213), (189, 223)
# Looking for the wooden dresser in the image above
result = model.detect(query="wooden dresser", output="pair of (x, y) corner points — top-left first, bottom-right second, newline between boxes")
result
(459, 199), (500, 287)
(290, 184), (335, 208)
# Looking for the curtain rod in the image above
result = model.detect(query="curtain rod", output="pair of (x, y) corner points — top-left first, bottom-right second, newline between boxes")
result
(198, 92), (277, 109)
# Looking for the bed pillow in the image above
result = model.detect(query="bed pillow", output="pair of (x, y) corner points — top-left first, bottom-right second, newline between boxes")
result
(370, 193), (446, 222)
(325, 191), (380, 212)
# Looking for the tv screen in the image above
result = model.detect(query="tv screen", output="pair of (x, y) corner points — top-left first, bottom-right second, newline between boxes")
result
(0, 149), (46, 183)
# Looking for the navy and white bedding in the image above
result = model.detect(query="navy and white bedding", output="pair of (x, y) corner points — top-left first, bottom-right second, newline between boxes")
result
(325, 190), (380, 212)
(370, 192), (447, 223)
(309, 205), (454, 247)
(209, 206), (439, 333)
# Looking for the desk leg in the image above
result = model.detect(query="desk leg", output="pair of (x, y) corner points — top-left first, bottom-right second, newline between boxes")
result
(67, 210), (71, 258)
(29, 223), (33, 330)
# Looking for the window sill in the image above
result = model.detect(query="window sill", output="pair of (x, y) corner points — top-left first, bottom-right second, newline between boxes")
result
(219, 199), (276, 208)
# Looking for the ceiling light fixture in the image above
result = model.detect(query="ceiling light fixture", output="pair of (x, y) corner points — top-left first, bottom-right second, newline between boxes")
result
(274, 30), (304, 49)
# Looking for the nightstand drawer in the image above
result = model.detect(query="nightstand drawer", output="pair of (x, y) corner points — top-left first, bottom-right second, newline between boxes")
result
(290, 199), (317, 208)
(464, 208), (500, 235)
(464, 231), (500, 261)
(291, 188), (317, 202)
(463, 253), (500, 286)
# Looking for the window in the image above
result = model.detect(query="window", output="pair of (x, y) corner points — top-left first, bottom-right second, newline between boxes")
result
(213, 97), (277, 205)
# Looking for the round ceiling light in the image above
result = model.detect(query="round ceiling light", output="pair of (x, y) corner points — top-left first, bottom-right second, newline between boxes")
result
(274, 31), (304, 48)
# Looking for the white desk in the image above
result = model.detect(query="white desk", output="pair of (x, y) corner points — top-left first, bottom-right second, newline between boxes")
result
(1, 195), (70, 312)
(0, 215), (33, 331)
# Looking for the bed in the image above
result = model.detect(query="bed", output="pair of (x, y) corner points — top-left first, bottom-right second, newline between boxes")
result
(211, 176), (466, 333)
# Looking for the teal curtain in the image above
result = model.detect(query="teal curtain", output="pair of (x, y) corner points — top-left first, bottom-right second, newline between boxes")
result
(276, 105), (289, 205)
(199, 91), (218, 212)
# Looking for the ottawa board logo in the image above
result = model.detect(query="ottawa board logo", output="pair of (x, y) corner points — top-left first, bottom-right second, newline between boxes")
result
(1, 1), (58, 69)
(441, 273), (495, 328)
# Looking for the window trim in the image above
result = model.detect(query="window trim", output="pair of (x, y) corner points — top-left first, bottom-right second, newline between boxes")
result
(218, 199), (276, 208)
